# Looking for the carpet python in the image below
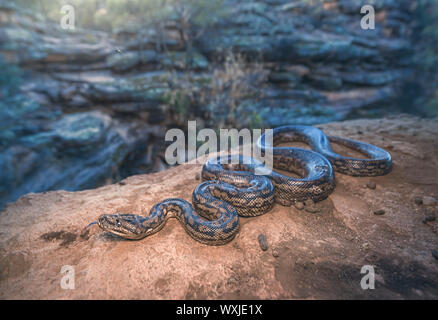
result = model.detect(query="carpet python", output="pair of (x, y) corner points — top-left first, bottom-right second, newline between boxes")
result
(94, 125), (392, 245)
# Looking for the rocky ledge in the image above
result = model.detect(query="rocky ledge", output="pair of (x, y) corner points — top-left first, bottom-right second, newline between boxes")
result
(1, 115), (438, 299)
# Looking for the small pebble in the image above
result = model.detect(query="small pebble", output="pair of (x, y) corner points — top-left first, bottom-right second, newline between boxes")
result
(423, 196), (438, 206)
(305, 206), (321, 214)
(118, 181), (126, 186)
(366, 182), (376, 190)
(80, 228), (90, 240)
(258, 234), (268, 251)
(272, 249), (279, 258)
(432, 250), (438, 260)
(422, 215), (436, 224)
(195, 173), (201, 180)
(414, 197), (423, 205)
(373, 209), (385, 216)
(294, 202), (304, 210)
(304, 199), (314, 207)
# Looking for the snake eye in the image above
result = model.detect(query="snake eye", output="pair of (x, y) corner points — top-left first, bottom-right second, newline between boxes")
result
(116, 219), (122, 227)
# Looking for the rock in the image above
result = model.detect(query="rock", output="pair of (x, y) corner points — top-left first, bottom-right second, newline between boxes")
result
(305, 206), (321, 214)
(423, 196), (438, 206)
(366, 182), (377, 190)
(1, 0), (417, 125)
(106, 51), (141, 72)
(195, 173), (201, 181)
(65, 94), (89, 109)
(374, 209), (386, 216)
(59, 86), (77, 101)
(293, 201), (304, 210)
(0, 111), (152, 210)
(422, 215), (436, 224)
(268, 72), (302, 85)
(414, 197), (423, 205)
(306, 73), (343, 91)
(341, 70), (409, 86)
(272, 249), (279, 258)
(1, 116), (438, 299)
(258, 234), (268, 251)
(432, 250), (438, 261)
(86, 82), (167, 104)
(107, 50), (157, 72)
(161, 51), (209, 70)
(304, 199), (320, 213)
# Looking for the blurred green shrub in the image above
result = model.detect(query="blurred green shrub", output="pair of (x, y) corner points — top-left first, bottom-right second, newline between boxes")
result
(163, 52), (266, 128)
(12, 0), (226, 33)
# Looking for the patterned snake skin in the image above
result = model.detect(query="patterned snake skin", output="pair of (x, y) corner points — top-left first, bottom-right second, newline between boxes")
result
(96, 125), (392, 245)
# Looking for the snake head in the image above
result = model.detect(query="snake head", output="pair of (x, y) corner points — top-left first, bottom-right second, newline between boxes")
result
(97, 213), (147, 240)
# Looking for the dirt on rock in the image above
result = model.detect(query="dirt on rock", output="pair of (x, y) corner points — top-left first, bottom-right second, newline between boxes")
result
(1, 115), (438, 299)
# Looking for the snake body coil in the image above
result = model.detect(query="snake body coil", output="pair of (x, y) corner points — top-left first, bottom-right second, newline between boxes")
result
(97, 125), (392, 245)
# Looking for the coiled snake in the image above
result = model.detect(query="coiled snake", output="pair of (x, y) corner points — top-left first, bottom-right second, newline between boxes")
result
(94, 125), (392, 245)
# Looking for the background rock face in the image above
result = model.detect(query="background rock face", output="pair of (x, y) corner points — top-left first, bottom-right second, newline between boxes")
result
(0, 0), (432, 209)
(0, 116), (438, 299)
(0, 111), (157, 206)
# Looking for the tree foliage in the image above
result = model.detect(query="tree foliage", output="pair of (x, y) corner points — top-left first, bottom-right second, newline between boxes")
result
(12, 0), (226, 33)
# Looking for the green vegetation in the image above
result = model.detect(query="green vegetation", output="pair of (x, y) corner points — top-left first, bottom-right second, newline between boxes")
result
(164, 89), (193, 119)
(163, 53), (267, 128)
(12, 0), (227, 33)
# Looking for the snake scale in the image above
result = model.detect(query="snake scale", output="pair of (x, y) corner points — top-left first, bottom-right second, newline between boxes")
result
(95, 125), (392, 245)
